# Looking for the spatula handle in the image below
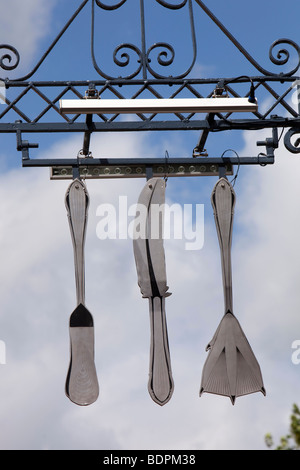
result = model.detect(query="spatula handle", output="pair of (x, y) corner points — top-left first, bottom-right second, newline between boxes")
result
(211, 177), (236, 313)
(148, 296), (174, 406)
(65, 179), (89, 305)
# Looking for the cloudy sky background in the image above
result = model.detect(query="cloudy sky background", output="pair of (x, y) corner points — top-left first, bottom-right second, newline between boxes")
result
(0, 0), (300, 450)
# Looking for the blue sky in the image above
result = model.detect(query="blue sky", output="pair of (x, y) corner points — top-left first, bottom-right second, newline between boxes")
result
(0, 0), (300, 451)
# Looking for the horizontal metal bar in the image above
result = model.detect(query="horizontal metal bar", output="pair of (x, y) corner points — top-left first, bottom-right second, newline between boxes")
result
(1, 117), (299, 134)
(4, 75), (300, 88)
(22, 156), (274, 171)
(59, 97), (258, 115)
(1, 121), (207, 133)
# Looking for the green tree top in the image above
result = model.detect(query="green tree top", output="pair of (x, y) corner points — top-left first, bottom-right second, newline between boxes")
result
(265, 404), (300, 450)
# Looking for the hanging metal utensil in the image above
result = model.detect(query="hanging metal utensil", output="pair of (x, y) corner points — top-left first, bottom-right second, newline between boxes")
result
(200, 177), (266, 404)
(133, 177), (174, 406)
(65, 178), (99, 406)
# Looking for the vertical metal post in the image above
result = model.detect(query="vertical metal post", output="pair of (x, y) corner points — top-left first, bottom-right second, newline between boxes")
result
(139, 0), (147, 80)
(82, 114), (93, 156)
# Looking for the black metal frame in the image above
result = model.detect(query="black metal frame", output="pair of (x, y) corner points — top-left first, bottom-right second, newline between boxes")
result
(1, 0), (300, 174)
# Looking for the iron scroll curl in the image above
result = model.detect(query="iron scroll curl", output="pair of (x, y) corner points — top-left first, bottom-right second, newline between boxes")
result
(95, 0), (127, 10)
(268, 39), (300, 77)
(0, 45), (20, 72)
(284, 128), (300, 154)
(113, 44), (143, 78)
(155, 0), (188, 9)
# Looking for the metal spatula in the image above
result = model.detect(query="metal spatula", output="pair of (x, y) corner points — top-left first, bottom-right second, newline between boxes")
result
(200, 177), (266, 404)
(65, 178), (99, 406)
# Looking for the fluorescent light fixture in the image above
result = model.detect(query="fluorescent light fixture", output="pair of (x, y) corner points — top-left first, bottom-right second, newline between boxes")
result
(59, 97), (257, 115)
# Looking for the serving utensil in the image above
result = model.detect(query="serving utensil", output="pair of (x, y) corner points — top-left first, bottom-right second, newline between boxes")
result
(65, 178), (99, 406)
(200, 177), (265, 404)
(133, 177), (174, 406)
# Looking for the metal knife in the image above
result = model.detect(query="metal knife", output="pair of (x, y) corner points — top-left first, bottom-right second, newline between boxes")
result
(133, 177), (174, 406)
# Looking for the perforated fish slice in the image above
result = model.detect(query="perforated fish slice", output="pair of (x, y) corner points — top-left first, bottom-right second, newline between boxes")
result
(133, 177), (174, 406)
(65, 178), (99, 406)
(200, 177), (265, 404)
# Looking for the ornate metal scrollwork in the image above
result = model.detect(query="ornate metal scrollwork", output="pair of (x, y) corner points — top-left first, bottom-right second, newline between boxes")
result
(0, 0), (90, 81)
(146, 43), (176, 79)
(1, 1), (299, 83)
(194, 0), (300, 78)
(0, 45), (20, 71)
(91, 42), (143, 81)
(268, 39), (300, 77)
(113, 44), (143, 76)
(91, 0), (197, 80)
(0, 0), (299, 129)
(284, 128), (300, 154)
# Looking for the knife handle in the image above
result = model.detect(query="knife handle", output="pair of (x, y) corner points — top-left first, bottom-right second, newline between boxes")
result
(148, 296), (174, 406)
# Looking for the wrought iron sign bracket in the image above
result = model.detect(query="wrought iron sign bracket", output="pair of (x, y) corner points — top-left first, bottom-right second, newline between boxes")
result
(0, 0), (299, 169)
(3, 0), (300, 407)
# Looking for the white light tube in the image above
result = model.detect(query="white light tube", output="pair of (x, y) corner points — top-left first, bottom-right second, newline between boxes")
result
(59, 97), (257, 114)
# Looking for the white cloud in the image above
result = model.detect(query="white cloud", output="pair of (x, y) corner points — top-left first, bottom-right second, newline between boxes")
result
(0, 0), (58, 75)
(0, 123), (299, 450)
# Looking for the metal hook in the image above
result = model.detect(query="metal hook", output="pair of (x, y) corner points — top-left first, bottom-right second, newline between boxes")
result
(72, 150), (83, 180)
(164, 150), (170, 184)
(72, 166), (81, 180)
(220, 149), (241, 186)
(218, 164), (227, 179)
(146, 165), (153, 181)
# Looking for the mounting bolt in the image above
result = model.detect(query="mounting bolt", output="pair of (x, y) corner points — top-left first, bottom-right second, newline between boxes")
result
(85, 83), (99, 99)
